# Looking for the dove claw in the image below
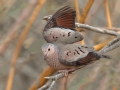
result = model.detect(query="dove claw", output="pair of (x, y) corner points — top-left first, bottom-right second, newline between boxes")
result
(58, 69), (75, 76)
(58, 70), (69, 76)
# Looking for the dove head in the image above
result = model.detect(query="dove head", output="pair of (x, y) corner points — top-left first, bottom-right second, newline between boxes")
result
(42, 43), (56, 59)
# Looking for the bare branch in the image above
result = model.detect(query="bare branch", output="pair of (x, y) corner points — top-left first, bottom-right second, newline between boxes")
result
(75, 23), (119, 36)
(99, 35), (120, 53)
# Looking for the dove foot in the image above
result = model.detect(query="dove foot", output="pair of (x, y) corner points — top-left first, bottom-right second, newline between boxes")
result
(58, 69), (75, 76)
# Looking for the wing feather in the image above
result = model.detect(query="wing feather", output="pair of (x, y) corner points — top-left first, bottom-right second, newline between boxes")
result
(58, 44), (95, 66)
(45, 5), (76, 29)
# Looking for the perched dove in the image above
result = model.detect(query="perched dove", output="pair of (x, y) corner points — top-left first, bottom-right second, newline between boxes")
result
(43, 5), (83, 44)
(42, 43), (110, 76)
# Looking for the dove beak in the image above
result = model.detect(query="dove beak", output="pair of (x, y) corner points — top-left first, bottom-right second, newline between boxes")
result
(44, 52), (48, 60)
(44, 54), (47, 60)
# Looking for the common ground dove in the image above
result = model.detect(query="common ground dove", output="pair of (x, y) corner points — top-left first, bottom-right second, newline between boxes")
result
(43, 5), (83, 44)
(42, 43), (110, 76)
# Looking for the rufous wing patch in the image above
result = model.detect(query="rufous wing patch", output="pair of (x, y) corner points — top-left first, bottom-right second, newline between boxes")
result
(51, 5), (76, 29)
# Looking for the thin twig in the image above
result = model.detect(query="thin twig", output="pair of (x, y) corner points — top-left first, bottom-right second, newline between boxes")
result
(29, 67), (56, 90)
(85, 0), (104, 23)
(75, 23), (119, 36)
(104, 0), (112, 28)
(79, 0), (95, 44)
(80, 0), (95, 23)
(6, 0), (46, 90)
(99, 38), (120, 54)
(99, 36), (120, 53)
(74, 0), (81, 22)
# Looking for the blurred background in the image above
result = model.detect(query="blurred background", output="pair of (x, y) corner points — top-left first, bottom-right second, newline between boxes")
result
(0, 0), (120, 90)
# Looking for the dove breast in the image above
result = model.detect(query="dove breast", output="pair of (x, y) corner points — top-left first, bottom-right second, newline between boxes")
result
(43, 27), (83, 44)
(42, 43), (76, 70)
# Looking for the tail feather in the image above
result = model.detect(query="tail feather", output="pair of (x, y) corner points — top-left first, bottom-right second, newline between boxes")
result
(101, 54), (111, 59)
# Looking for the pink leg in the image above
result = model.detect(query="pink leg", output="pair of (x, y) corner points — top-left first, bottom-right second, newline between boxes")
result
(58, 69), (75, 76)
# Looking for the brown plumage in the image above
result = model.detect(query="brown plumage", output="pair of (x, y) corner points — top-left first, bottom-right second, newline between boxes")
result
(43, 5), (83, 44)
(42, 43), (110, 76)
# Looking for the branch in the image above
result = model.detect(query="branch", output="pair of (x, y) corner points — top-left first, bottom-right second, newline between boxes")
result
(104, 0), (112, 28)
(74, 0), (81, 22)
(85, 0), (104, 23)
(29, 67), (56, 90)
(99, 36), (120, 53)
(75, 23), (119, 36)
(80, 0), (95, 23)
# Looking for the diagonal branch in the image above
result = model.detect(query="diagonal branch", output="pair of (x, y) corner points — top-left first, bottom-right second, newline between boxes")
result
(75, 23), (119, 36)
(80, 0), (95, 23)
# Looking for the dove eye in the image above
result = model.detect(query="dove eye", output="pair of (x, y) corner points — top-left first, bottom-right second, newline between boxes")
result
(48, 48), (50, 51)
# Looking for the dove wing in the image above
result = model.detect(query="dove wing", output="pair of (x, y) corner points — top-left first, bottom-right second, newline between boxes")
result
(44, 5), (76, 30)
(58, 44), (95, 66)
(43, 5), (83, 43)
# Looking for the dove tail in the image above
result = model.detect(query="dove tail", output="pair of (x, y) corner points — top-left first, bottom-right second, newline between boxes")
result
(100, 54), (111, 59)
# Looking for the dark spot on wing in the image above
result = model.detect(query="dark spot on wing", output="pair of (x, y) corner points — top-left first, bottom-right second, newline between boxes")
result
(66, 52), (69, 56)
(68, 32), (71, 36)
(63, 35), (65, 37)
(75, 49), (80, 55)
(78, 47), (85, 53)
(74, 52), (76, 55)
(75, 37), (78, 38)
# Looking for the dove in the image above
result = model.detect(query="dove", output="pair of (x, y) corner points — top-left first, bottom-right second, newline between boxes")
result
(43, 5), (83, 44)
(42, 43), (110, 76)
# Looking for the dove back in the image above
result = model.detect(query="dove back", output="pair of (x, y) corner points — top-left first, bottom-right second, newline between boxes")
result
(58, 44), (109, 66)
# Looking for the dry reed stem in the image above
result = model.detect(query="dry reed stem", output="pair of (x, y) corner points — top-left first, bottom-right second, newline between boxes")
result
(0, 0), (37, 56)
(74, 0), (81, 22)
(5, 0), (46, 90)
(80, 0), (95, 24)
(79, 0), (95, 45)
(104, 0), (112, 28)
(85, 0), (104, 23)
(0, 32), (17, 55)
(29, 67), (56, 90)
(94, 39), (111, 50)
(112, 87), (118, 90)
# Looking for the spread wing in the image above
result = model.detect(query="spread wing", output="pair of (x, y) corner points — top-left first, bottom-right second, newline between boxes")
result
(43, 5), (83, 44)
(58, 44), (96, 66)
(44, 5), (76, 30)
